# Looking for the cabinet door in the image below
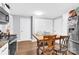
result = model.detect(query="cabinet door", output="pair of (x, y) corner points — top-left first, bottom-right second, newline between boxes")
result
(0, 43), (8, 55)
(20, 16), (31, 41)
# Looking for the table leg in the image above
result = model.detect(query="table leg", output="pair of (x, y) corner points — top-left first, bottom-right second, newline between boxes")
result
(37, 41), (40, 55)
(59, 39), (61, 53)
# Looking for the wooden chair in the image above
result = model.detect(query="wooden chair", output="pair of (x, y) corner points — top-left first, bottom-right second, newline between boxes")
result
(54, 36), (69, 55)
(40, 35), (56, 55)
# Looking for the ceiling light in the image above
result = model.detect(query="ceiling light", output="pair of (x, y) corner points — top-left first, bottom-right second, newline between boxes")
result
(34, 10), (44, 16)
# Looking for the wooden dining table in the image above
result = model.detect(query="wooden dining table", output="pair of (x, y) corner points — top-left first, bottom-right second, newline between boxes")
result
(32, 34), (69, 55)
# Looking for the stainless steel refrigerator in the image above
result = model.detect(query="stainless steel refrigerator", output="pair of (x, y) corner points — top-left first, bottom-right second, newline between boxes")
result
(68, 16), (79, 54)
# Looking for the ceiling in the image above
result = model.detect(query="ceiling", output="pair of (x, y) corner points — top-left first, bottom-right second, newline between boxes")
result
(8, 3), (79, 18)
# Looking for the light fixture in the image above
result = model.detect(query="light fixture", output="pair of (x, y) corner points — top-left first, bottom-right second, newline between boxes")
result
(34, 10), (44, 16)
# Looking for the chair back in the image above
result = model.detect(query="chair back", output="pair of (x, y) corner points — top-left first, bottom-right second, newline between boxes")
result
(60, 36), (69, 49)
(43, 35), (56, 47)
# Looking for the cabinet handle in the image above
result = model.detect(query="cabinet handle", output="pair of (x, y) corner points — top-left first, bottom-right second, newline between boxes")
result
(1, 47), (7, 53)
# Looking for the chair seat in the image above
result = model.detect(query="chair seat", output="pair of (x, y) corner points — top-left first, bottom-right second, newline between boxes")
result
(40, 45), (54, 51)
(54, 47), (67, 52)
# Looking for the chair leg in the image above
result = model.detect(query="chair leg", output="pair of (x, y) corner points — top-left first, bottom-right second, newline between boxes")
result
(53, 50), (58, 55)
(65, 51), (67, 55)
(41, 52), (44, 55)
(62, 51), (67, 55)
(37, 48), (39, 55)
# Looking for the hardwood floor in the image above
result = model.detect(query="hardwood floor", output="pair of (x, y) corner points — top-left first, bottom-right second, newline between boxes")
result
(16, 41), (74, 55)
(16, 41), (37, 55)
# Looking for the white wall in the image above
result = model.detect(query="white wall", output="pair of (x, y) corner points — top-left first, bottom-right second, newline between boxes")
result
(33, 17), (54, 35)
(8, 15), (14, 34)
(0, 14), (14, 34)
(62, 13), (68, 35)
(53, 13), (68, 35)
(0, 25), (4, 31)
(53, 16), (63, 35)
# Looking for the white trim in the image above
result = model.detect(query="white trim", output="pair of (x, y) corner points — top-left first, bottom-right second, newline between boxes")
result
(17, 39), (32, 42)
(32, 39), (37, 42)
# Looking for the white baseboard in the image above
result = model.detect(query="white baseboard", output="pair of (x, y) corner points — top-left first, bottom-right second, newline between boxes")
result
(17, 39), (37, 42)
(32, 39), (37, 42)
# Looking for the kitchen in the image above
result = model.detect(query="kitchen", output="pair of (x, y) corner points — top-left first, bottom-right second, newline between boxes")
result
(0, 3), (79, 55)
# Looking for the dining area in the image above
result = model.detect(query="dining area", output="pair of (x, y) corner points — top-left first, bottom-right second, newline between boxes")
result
(33, 34), (69, 55)
(31, 15), (70, 55)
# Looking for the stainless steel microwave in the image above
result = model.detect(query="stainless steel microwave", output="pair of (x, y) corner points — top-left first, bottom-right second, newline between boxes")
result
(0, 7), (9, 24)
(0, 11), (9, 22)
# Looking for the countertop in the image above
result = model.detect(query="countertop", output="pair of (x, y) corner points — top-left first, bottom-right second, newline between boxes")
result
(0, 39), (8, 48)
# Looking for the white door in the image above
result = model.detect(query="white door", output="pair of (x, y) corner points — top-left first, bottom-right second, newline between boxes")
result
(20, 16), (31, 41)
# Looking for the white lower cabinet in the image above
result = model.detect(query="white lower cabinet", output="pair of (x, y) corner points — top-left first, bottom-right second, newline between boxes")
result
(0, 43), (8, 55)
